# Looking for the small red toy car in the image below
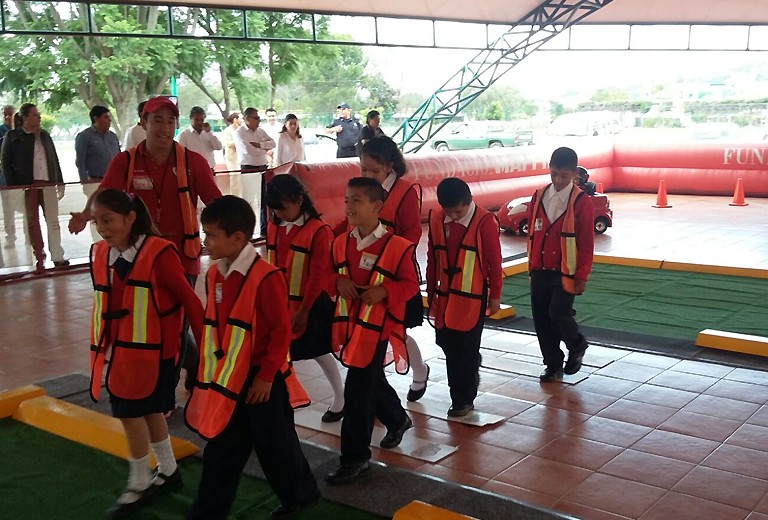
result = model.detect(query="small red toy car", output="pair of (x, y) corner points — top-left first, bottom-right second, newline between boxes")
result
(497, 191), (613, 235)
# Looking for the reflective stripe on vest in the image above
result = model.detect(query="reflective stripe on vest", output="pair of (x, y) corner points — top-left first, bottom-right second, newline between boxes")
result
(331, 232), (411, 373)
(379, 178), (422, 230)
(185, 257), (309, 440)
(428, 206), (492, 332)
(89, 236), (174, 402)
(527, 185), (584, 294)
(126, 142), (201, 260)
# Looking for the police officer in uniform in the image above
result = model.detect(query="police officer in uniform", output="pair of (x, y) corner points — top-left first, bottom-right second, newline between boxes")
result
(325, 103), (362, 159)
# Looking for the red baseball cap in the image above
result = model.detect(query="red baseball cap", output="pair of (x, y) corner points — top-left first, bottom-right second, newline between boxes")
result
(141, 97), (179, 118)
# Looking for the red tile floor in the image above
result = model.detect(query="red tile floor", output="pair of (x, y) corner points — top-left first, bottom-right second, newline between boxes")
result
(2, 193), (768, 520)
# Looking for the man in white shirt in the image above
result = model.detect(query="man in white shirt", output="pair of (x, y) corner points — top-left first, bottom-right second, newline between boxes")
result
(122, 101), (147, 149)
(177, 106), (222, 171)
(234, 107), (275, 236)
(262, 108), (281, 167)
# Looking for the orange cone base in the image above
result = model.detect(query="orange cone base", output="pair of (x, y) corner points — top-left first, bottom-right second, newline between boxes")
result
(729, 202), (749, 207)
(652, 204), (672, 208)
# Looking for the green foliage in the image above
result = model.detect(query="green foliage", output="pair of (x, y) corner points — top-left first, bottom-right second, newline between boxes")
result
(465, 85), (538, 121)
(483, 101), (505, 120)
(550, 101), (565, 119)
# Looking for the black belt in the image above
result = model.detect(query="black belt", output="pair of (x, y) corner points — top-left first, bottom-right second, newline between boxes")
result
(88, 176), (104, 180)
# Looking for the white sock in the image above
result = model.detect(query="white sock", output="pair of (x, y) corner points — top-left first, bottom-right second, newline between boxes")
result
(119, 455), (151, 503)
(315, 354), (345, 413)
(150, 436), (177, 477)
(406, 335), (429, 391)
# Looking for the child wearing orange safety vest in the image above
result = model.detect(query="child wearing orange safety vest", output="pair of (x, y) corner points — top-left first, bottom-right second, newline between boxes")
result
(527, 147), (593, 382)
(88, 189), (204, 519)
(185, 195), (319, 520)
(426, 178), (503, 417)
(357, 136), (431, 403)
(264, 174), (345, 423)
(324, 177), (419, 486)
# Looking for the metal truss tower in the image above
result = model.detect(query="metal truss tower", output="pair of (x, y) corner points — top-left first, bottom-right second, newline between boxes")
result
(392, 0), (614, 153)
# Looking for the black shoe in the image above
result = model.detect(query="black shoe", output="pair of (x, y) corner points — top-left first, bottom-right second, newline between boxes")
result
(407, 364), (430, 402)
(321, 407), (344, 423)
(105, 487), (156, 519)
(564, 349), (587, 375)
(539, 366), (564, 382)
(379, 415), (413, 449)
(325, 461), (371, 485)
(447, 403), (474, 417)
(53, 259), (70, 267)
(269, 494), (320, 519)
(149, 467), (183, 495)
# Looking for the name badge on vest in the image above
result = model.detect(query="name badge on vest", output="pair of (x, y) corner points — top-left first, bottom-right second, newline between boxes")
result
(534, 218), (543, 232)
(359, 252), (377, 271)
(133, 175), (154, 190)
(215, 283), (223, 304)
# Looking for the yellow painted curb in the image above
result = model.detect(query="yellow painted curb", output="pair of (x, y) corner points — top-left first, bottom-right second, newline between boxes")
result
(12, 395), (199, 462)
(0, 385), (46, 419)
(394, 501), (479, 520)
(662, 262), (768, 279)
(595, 254), (663, 269)
(489, 304), (515, 320)
(696, 329), (768, 357)
(501, 258), (528, 277)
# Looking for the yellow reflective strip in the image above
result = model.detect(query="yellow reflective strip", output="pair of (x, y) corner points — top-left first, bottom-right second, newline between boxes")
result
(338, 298), (348, 317)
(202, 325), (217, 383)
(289, 252), (306, 297)
(372, 272), (385, 286)
(361, 303), (373, 322)
(461, 250), (476, 294)
(132, 287), (149, 343)
(565, 237), (577, 275)
(92, 293), (103, 343)
(218, 327), (246, 387)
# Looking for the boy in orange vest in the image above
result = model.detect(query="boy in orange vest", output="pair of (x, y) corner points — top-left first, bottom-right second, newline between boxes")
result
(325, 177), (419, 485)
(527, 147), (594, 382)
(185, 195), (319, 520)
(426, 178), (503, 417)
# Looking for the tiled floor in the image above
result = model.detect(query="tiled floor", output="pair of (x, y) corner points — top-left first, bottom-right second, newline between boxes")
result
(1, 193), (767, 520)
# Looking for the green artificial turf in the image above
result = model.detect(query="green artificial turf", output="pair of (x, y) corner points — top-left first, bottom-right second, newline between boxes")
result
(502, 264), (768, 341)
(0, 418), (384, 520)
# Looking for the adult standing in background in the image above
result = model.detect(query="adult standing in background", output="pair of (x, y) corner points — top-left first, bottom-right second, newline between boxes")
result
(1, 103), (68, 266)
(357, 110), (385, 156)
(75, 105), (121, 242)
(262, 107), (281, 167)
(219, 112), (242, 197)
(234, 107), (274, 236)
(123, 101), (147, 150)
(177, 106), (222, 172)
(0, 105), (13, 138)
(0, 104), (19, 250)
(325, 102), (361, 159)
(275, 114), (306, 165)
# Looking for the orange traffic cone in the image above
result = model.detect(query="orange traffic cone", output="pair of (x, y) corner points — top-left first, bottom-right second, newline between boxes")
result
(729, 178), (749, 207)
(652, 179), (672, 208)
(596, 182), (604, 193)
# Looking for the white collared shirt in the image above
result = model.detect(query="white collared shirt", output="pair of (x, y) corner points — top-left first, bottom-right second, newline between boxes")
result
(25, 130), (49, 182)
(382, 172), (397, 193)
(444, 201), (476, 227)
(177, 127), (222, 169)
(123, 124), (146, 149)
(350, 222), (387, 251)
(276, 133), (306, 165)
(109, 235), (146, 266)
(279, 212), (307, 234)
(234, 125), (275, 167)
(543, 182), (573, 223)
(216, 243), (257, 280)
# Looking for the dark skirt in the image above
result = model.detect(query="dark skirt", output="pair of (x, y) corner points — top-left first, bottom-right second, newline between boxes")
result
(290, 292), (334, 361)
(404, 292), (425, 329)
(110, 358), (177, 419)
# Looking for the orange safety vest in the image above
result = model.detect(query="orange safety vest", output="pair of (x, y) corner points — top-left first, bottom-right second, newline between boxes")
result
(428, 206), (495, 332)
(265, 217), (332, 324)
(89, 236), (178, 402)
(527, 186), (584, 294)
(185, 256), (310, 441)
(331, 232), (412, 374)
(379, 178), (422, 231)
(126, 142), (201, 260)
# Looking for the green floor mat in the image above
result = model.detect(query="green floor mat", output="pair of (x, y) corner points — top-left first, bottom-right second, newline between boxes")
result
(502, 264), (768, 341)
(0, 419), (384, 520)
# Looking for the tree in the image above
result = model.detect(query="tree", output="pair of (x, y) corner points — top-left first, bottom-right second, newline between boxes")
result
(483, 101), (505, 120)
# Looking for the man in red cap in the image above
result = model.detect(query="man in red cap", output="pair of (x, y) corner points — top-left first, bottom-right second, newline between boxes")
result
(69, 96), (221, 390)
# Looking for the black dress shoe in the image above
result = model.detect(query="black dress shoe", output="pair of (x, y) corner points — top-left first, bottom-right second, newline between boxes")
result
(407, 364), (430, 402)
(149, 467), (183, 495)
(321, 407), (344, 423)
(105, 487), (156, 519)
(325, 461), (371, 485)
(269, 493), (321, 519)
(564, 349), (587, 375)
(447, 403), (474, 417)
(379, 415), (413, 449)
(539, 366), (564, 382)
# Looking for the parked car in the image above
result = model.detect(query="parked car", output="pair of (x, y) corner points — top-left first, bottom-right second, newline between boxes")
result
(431, 121), (534, 151)
(497, 191), (613, 235)
(548, 111), (621, 137)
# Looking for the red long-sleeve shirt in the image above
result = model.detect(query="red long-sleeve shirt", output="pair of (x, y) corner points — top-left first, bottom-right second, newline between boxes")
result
(213, 265), (291, 383)
(527, 188), (594, 281)
(275, 221), (334, 310)
(426, 212), (504, 300)
(106, 247), (204, 359)
(326, 230), (419, 341)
